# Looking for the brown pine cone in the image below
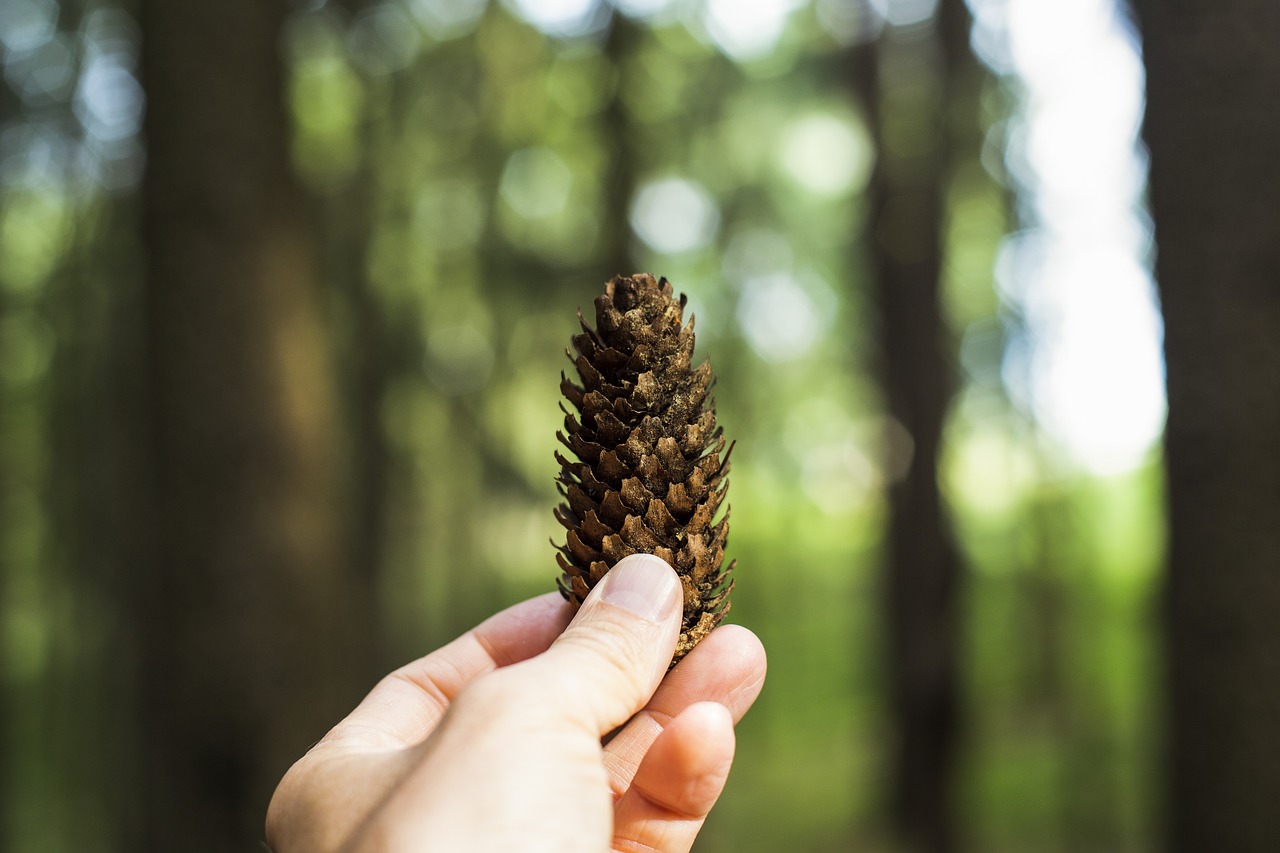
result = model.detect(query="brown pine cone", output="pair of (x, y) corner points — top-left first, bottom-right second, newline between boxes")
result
(554, 273), (735, 664)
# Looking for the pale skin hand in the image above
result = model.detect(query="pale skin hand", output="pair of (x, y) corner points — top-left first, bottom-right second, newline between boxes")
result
(266, 554), (768, 853)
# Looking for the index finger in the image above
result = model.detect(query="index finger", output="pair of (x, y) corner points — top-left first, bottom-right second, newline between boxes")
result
(322, 592), (576, 751)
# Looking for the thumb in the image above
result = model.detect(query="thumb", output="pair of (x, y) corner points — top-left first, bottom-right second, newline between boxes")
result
(523, 553), (681, 736)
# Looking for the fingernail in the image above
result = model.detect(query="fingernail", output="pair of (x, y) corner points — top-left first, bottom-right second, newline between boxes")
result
(599, 554), (680, 622)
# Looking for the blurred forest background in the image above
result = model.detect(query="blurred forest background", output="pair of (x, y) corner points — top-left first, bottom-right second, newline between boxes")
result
(2, 0), (1277, 850)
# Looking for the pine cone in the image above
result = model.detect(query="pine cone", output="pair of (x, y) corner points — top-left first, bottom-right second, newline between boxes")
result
(554, 273), (735, 664)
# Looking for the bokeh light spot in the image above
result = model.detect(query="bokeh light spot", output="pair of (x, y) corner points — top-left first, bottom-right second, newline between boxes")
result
(737, 272), (823, 363)
(722, 227), (792, 282)
(504, 0), (603, 38)
(702, 0), (801, 61)
(500, 147), (573, 220)
(629, 176), (719, 255)
(869, 0), (939, 28)
(0, 0), (58, 53)
(407, 0), (488, 40)
(5, 34), (75, 103)
(611, 0), (677, 20)
(73, 54), (143, 143)
(348, 3), (421, 75)
(779, 112), (873, 197)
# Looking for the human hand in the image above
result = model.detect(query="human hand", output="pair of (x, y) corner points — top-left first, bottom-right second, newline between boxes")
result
(265, 554), (767, 853)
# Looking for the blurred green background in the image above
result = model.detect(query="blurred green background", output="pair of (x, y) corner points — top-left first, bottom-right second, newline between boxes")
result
(0, 0), (1220, 850)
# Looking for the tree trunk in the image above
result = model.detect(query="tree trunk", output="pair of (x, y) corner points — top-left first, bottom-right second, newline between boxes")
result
(1133, 2), (1280, 850)
(597, 11), (643, 283)
(855, 2), (974, 849)
(137, 1), (368, 847)
(320, 7), (392, 670)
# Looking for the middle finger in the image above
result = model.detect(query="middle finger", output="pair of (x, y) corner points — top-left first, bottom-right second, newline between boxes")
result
(601, 624), (766, 798)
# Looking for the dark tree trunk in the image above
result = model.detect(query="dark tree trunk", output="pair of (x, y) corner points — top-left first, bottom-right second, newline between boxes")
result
(1133, 2), (1280, 850)
(137, 1), (369, 848)
(320, 5), (392, 669)
(597, 11), (643, 283)
(855, 2), (975, 849)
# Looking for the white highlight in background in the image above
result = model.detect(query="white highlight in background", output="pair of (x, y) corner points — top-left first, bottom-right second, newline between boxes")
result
(702, 0), (803, 61)
(988, 0), (1165, 474)
(629, 176), (720, 254)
